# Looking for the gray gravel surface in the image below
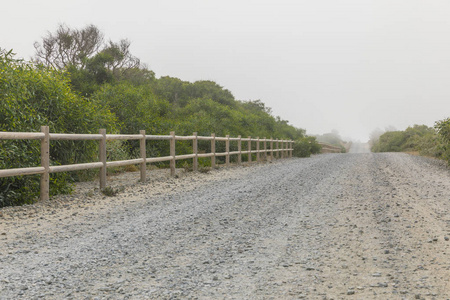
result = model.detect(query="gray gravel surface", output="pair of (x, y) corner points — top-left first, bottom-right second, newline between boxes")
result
(1, 153), (449, 299)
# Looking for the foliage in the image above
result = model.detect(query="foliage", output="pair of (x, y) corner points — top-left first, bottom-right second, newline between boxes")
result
(34, 24), (145, 97)
(371, 131), (406, 152)
(34, 24), (140, 72)
(0, 49), (117, 207)
(92, 82), (174, 159)
(101, 186), (124, 197)
(1, 24), (322, 207)
(293, 136), (321, 157)
(435, 118), (450, 163)
(34, 24), (103, 70)
(151, 77), (235, 107)
(315, 130), (342, 146)
(315, 130), (347, 152)
(370, 124), (443, 158)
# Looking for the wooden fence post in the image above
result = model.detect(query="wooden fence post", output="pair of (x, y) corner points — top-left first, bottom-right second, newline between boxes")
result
(170, 131), (176, 176)
(99, 129), (107, 189)
(193, 132), (198, 171)
(276, 139), (279, 159)
(2, 129), (295, 195)
(263, 137), (267, 161)
(248, 136), (252, 163)
(286, 140), (289, 158)
(270, 138), (274, 161)
(226, 135), (230, 167)
(40, 126), (50, 201)
(140, 130), (146, 182)
(280, 140), (283, 158)
(256, 137), (260, 162)
(290, 141), (293, 158)
(211, 133), (216, 168)
(285, 140), (288, 158)
(238, 135), (242, 164)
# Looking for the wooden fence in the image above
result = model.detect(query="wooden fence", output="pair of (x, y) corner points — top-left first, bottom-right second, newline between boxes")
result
(0, 126), (293, 201)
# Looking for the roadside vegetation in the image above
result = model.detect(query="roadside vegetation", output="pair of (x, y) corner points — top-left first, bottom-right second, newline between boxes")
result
(1, 24), (320, 207)
(370, 122), (450, 165)
(314, 130), (350, 153)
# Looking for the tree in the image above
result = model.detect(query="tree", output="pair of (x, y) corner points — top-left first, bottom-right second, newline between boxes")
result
(34, 24), (144, 95)
(101, 40), (140, 77)
(188, 80), (235, 107)
(34, 24), (104, 70)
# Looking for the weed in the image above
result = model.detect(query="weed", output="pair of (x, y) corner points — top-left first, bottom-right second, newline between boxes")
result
(101, 186), (124, 197)
(199, 167), (211, 173)
(182, 161), (192, 172)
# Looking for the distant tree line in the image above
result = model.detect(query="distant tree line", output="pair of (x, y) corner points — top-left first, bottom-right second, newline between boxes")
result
(1, 24), (320, 207)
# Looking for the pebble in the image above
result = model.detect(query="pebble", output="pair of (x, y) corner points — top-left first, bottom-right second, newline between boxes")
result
(1, 154), (449, 299)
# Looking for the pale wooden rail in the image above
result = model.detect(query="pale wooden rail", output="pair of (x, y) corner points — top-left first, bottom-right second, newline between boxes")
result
(0, 126), (293, 201)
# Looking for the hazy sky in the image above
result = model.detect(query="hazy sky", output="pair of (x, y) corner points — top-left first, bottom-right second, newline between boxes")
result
(2, 0), (450, 141)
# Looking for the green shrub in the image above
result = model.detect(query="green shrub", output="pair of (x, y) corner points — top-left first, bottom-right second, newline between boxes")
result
(371, 124), (445, 160)
(0, 44), (322, 207)
(101, 186), (124, 197)
(0, 49), (118, 207)
(293, 136), (321, 157)
(371, 131), (406, 152)
(435, 118), (450, 164)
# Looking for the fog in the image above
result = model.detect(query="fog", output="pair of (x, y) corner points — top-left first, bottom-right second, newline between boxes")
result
(2, 0), (450, 142)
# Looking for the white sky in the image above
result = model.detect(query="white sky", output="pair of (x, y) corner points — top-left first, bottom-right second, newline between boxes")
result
(2, 0), (450, 141)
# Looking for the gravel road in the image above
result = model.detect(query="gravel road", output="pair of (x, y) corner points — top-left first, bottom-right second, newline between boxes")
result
(1, 152), (449, 299)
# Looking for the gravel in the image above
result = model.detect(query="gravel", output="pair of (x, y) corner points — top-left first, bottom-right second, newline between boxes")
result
(1, 152), (449, 299)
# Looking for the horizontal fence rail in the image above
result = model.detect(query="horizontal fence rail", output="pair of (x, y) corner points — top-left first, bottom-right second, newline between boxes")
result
(0, 126), (293, 201)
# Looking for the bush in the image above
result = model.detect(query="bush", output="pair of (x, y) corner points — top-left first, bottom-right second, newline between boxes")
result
(293, 136), (321, 157)
(371, 124), (445, 160)
(1, 45), (321, 207)
(0, 49), (118, 207)
(435, 118), (450, 164)
(371, 131), (406, 152)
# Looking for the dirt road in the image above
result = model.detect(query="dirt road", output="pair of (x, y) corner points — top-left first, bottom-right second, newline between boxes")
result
(1, 152), (449, 299)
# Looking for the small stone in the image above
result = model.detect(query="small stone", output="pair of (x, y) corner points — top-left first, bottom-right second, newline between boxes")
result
(347, 290), (355, 295)
(372, 273), (382, 277)
(445, 236), (449, 241)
